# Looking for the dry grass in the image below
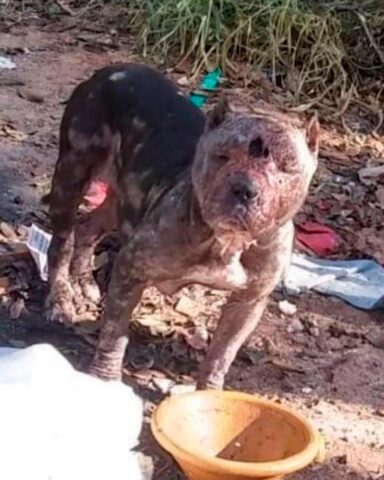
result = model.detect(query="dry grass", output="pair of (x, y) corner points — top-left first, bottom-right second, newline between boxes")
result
(127, 0), (384, 123)
(4, 0), (384, 127)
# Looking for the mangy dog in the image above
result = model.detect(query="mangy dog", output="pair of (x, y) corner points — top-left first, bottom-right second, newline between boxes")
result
(46, 64), (319, 389)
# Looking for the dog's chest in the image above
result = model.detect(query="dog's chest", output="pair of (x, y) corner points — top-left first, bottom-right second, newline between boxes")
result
(129, 183), (251, 293)
(150, 248), (249, 295)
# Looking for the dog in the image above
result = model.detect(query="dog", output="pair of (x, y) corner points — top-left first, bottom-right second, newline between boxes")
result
(46, 63), (319, 389)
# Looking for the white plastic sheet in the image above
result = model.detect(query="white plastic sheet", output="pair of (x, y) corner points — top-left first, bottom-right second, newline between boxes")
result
(0, 344), (143, 480)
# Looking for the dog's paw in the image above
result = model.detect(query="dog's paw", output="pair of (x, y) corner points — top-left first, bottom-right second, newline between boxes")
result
(88, 358), (123, 382)
(45, 280), (77, 324)
(80, 276), (101, 304)
(72, 274), (101, 313)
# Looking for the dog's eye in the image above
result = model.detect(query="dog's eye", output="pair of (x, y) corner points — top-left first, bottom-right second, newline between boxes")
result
(212, 154), (230, 163)
(249, 136), (269, 159)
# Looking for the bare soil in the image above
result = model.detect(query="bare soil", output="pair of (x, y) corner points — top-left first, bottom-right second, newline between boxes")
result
(0, 15), (383, 480)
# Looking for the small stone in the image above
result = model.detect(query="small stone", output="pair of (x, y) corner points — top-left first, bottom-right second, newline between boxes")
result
(17, 87), (45, 103)
(289, 318), (305, 333)
(302, 387), (313, 394)
(309, 327), (320, 337)
(278, 300), (297, 316)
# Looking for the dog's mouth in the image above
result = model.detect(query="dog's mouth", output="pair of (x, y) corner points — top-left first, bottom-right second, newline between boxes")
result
(226, 205), (251, 231)
(214, 208), (253, 242)
(211, 200), (275, 242)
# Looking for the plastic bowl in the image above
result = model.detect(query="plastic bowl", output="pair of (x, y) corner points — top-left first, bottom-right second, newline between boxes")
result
(151, 390), (322, 480)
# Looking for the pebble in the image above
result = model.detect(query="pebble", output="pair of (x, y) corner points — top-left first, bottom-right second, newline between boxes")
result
(309, 326), (320, 337)
(278, 300), (297, 316)
(289, 318), (305, 333)
(302, 387), (313, 394)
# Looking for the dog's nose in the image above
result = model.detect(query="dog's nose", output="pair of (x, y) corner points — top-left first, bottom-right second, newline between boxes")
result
(231, 179), (257, 205)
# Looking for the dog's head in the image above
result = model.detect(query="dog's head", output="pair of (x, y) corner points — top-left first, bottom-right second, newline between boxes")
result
(192, 98), (319, 252)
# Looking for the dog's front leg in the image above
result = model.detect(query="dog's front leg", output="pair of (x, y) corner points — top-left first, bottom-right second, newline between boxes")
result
(197, 290), (268, 390)
(89, 244), (144, 381)
(197, 222), (294, 390)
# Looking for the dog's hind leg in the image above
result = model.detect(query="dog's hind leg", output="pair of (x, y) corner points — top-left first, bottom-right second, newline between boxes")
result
(46, 135), (112, 324)
(70, 190), (118, 313)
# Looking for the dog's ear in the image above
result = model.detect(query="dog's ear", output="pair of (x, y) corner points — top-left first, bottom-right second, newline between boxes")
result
(306, 113), (320, 156)
(205, 96), (230, 132)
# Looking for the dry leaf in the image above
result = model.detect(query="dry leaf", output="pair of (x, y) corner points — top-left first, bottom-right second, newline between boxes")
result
(358, 165), (384, 186)
(0, 221), (19, 241)
(9, 298), (25, 319)
(184, 325), (209, 351)
(136, 315), (173, 335)
(152, 377), (174, 394)
(175, 296), (200, 317)
(0, 277), (10, 296)
(0, 123), (27, 142)
(0, 243), (31, 268)
(170, 383), (196, 395)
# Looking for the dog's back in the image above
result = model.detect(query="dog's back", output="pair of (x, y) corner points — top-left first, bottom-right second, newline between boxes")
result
(58, 64), (205, 218)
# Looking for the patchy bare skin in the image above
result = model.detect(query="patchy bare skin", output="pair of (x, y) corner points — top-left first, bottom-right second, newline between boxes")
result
(46, 63), (319, 389)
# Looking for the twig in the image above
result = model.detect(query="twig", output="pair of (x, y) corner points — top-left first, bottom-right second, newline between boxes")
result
(55, 0), (98, 17)
(77, 0), (100, 18)
(355, 11), (384, 66)
(55, 0), (75, 16)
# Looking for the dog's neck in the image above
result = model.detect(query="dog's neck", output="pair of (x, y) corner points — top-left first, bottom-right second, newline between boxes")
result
(185, 179), (213, 244)
(184, 178), (256, 264)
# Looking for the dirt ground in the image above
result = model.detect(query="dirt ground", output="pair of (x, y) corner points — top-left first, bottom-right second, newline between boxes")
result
(0, 14), (383, 480)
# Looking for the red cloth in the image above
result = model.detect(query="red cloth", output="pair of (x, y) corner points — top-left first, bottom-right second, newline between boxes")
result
(295, 221), (341, 257)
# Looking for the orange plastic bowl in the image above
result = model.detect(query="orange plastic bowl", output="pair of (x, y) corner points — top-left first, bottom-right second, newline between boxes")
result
(151, 390), (323, 480)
